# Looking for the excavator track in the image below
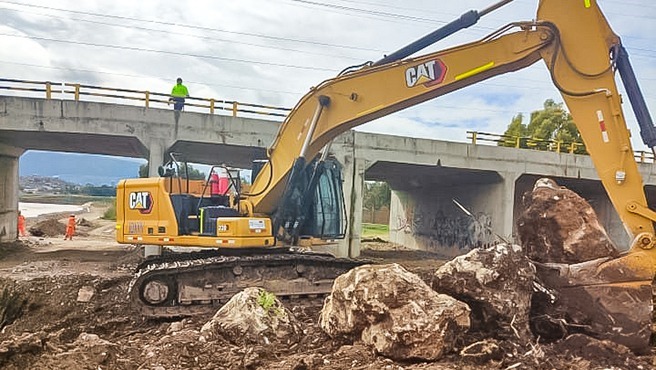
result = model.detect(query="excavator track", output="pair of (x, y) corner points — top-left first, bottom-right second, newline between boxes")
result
(129, 248), (366, 318)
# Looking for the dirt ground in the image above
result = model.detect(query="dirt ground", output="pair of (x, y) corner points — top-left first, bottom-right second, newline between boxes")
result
(0, 208), (654, 369)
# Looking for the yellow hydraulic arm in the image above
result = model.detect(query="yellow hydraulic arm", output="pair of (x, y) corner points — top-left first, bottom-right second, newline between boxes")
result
(245, 0), (656, 263)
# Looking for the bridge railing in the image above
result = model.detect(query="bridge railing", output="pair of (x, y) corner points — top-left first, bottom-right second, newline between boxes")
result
(467, 131), (656, 164)
(0, 78), (292, 119)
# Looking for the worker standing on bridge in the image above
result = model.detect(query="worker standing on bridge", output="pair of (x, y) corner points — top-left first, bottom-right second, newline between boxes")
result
(170, 77), (189, 111)
(17, 211), (26, 237)
(64, 214), (76, 240)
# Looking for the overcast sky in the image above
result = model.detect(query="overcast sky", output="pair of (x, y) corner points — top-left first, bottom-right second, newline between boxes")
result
(2, 0), (655, 153)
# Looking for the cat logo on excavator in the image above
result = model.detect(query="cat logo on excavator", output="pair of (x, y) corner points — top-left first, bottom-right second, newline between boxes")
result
(128, 191), (153, 214)
(405, 59), (447, 88)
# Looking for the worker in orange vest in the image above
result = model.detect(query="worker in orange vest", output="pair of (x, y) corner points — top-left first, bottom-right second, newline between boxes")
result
(17, 211), (26, 237)
(64, 214), (76, 240)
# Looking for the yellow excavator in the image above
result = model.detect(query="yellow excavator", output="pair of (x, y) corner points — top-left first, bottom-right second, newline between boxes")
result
(117, 0), (656, 346)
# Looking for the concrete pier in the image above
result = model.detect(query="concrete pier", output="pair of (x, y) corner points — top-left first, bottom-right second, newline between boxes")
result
(0, 143), (24, 243)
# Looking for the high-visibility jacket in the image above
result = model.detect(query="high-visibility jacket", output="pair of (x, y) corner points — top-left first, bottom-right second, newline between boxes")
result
(171, 83), (189, 97)
(18, 215), (25, 233)
(66, 216), (76, 234)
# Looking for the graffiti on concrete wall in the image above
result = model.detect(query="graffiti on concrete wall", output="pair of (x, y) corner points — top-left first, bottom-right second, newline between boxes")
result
(396, 206), (493, 251)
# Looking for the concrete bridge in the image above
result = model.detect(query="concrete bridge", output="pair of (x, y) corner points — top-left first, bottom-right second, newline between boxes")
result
(2, 95), (655, 256)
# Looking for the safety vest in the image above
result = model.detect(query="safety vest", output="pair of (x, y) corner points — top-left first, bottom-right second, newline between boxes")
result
(171, 84), (189, 97)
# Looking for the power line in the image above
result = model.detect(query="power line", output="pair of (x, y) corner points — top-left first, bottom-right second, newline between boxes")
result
(5, 0), (655, 61)
(0, 0), (381, 52)
(0, 32), (339, 72)
(603, 0), (656, 10)
(278, 0), (499, 37)
(287, 0), (453, 25)
(0, 7), (370, 61)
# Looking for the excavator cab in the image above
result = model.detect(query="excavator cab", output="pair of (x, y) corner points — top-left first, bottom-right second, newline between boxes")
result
(268, 156), (346, 244)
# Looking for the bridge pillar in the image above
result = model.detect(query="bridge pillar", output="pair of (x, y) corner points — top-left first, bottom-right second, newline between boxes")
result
(312, 132), (364, 258)
(147, 140), (167, 177)
(486, 172), (521, 243)
(341, 156), (366, 258)
(0, 143), (25, 243)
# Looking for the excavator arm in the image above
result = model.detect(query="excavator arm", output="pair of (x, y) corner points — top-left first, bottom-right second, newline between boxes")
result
(247, 23), (553, 214)
(537, 0), (656, 248)
(247, 0), (656, 265)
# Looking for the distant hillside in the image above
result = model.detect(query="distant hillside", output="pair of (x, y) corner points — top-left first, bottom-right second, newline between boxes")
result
(19, 151), (145, 186)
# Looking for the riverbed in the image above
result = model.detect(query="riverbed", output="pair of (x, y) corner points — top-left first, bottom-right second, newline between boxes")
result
(19, 202), (85, 218)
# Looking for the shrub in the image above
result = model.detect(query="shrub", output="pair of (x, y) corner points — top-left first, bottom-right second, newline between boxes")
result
(102, 201), (116, 220)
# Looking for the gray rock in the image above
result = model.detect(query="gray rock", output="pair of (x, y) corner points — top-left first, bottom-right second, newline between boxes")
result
(320, 263), (470, 361)
(76, 286), (95, 303)
(166, 321), (184, 334)
(73, 333), (115, 348)
(432, 243), (535, 339)
(200, 287), (302, 346)
(460, 339), (503, 364)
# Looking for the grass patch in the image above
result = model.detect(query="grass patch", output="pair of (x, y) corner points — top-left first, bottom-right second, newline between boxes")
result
(362, 223), (389, 239)
(102, 201), (117, 221)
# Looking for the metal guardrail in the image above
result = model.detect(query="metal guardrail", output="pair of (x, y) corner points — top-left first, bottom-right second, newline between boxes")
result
(2, 79), (653, 163)
(0, 78), (292, 119)
(467, 130), (656, 164)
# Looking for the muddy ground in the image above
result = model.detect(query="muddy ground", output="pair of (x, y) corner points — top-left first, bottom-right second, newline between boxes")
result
(0, 211), (654, 369)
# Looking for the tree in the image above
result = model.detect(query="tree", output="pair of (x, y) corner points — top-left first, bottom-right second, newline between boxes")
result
(138, 164), (148, 178)
(500, 99), (585, 154)
(363, 181), (391, 223)
(138, 163), (206, 180)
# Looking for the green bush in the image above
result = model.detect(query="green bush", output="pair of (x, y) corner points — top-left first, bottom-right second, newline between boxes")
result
(102, 201), (116, 221)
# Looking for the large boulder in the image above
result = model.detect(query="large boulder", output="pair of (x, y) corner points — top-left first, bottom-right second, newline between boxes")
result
(200, 287), (302, 346)
(319, 263), (470, 361)
(518, 178), (653, 353)
(517, 178), (618, 263)
(432, 243), (535, 339)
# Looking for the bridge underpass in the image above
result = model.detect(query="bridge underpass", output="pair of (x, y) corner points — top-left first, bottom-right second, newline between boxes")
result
(366, 160), (656, 256)
(366, 162), (505, 257)
(0, 131), (147, 158)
